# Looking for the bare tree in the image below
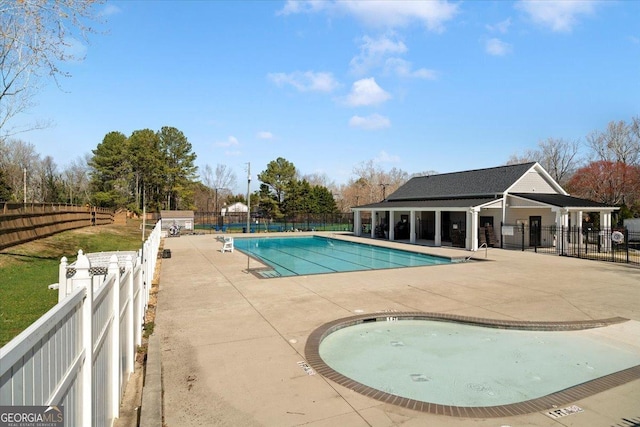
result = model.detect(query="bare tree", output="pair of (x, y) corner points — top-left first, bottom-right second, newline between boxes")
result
(0, 138), (40, 201)
(538, 138), (581, 185)
(346, 160), (409, 206)
(0, 0), (104, 135)
(301, 172), (334, 188)
(62, 155), (91, 204)
(411, 169), (439, 178)
(199, 163), (237, 211)
(507, 138), (581, 186)
(506, 149), (538, 165)
(586, 119), (640, 165)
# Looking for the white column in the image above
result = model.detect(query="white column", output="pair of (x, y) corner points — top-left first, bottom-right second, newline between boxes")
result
(354, 211), (361, 236)
(601, 210), (612, 252)
(556, 209), (569, 255)
(576, 210), (583, 245)
(434, 210), (442, 246)
(410, 210), (416, 243)
(371, 210), (377, 238)
(468, 208), (479, 251)
(388, 210), (395, 240)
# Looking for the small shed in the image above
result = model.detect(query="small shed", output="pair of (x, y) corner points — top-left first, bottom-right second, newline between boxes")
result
(221, 202), (248, 215)
(160, 210), (194, 235)
(221, 202), (248, 224)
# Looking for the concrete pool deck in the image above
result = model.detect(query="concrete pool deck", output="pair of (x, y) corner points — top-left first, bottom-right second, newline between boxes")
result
(153, 232), (640, 426)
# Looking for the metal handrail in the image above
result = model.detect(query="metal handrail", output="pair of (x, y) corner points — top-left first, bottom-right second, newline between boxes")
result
(466, 242), (488, 260)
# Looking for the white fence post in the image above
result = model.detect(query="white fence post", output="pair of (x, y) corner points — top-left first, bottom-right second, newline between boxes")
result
(135, 249), (143, 347)
(72, 250), (93, 427)
(126, 255), (135, 375)
(57, 256), (68, 302)
(108, 254), (121, 420)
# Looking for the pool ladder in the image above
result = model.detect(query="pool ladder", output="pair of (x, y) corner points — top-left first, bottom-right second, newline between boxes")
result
(466, 243), (488, 261)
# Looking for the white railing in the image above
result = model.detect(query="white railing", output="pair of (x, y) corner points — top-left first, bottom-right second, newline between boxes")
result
(0, 221), (162, 427)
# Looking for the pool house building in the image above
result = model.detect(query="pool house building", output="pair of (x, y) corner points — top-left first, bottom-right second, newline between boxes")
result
(351, 162), (617, 251)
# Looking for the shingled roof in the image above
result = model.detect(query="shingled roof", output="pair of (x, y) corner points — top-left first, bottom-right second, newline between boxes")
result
(512, 193), (611, 208)
(387, 162), (537, 201)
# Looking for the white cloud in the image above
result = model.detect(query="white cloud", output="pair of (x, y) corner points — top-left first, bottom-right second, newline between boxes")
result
(100, 4), (121, 17)
(350, 33), (407, 74)
(256, 131), (273, 140)
(384, 58), (437, 79)
(224, 150), (242, 157)
(486, 18), (512, 34)
(215, 136), (239, 147)
(350, 33), (437, 79)
(516, 0), (597, 32)
(279, 0), (458, 32)
(63, 37), (88, 60)
(268, 71), (339, 92)
(349, 114), (391, 130)
(345, 78), (391, 107)
(278, 0), (329, 16)
(485, 38), (513, 56)
(373, 150), (400, 164)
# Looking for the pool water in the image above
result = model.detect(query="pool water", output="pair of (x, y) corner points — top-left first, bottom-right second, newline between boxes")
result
(318, 319), (640, 407)
(233, 236), (451, 277)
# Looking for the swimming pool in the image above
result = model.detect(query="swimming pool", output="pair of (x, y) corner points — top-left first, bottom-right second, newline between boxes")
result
(305, 313), (640, 417)
(233, 236), (452, 277)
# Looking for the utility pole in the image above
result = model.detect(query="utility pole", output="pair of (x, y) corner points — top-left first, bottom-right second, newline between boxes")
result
(23, 168), (27, 204)
(379, 183), (389, 200)
(246, 162), (251, 234)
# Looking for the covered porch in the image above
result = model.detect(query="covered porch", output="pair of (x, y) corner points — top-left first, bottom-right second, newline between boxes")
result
(352, 196), (617, 252)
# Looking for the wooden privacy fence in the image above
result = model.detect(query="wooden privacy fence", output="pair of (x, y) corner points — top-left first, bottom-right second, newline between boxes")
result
(0, 202), (114, 250)
(0, 221), (162, 427)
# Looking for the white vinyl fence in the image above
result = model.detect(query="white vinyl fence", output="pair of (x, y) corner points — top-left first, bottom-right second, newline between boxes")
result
(0, 221), (162, 427)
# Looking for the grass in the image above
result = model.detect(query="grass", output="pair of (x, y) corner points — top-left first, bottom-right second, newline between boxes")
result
(0, 221), (146, 347)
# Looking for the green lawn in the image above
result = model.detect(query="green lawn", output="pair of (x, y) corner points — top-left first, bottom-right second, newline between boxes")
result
(0, 221), (146, 347)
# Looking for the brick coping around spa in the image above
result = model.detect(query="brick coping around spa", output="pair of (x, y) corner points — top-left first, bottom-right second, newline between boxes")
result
(303, 312), (639, 418)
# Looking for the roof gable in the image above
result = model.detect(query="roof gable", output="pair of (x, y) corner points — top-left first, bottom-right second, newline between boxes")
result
(388, 162), (537, 201)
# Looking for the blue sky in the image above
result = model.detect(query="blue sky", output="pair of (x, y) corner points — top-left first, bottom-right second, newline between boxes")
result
(16, 0), (640, 194)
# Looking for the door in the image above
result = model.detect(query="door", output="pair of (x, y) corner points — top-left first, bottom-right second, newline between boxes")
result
(479, 216), (494, 246)
(529, 216), (541, 247)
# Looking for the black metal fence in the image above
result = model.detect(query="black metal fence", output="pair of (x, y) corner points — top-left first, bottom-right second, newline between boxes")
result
(193, 212), (354, 233)
(501, 223), (640, 266)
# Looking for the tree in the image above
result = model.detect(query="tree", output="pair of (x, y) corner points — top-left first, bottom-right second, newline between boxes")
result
(0, 167), (11, 201)
(586, 119), (640, 165)
(566, 161), (640, 210)
(584, 118), (640, 211)
(128, 129), (162, 211)
(255, 183), (280, 220)
(350, 160), (409, 204)
(157, 126), (197, 210)
(309, 184), (337, 214)
(62, 154), (91, 205)
(0, 138), (40, 202)
(257, 157), (297, 207)
(89, 131), (130, 208)
(198, 163), (237, 212)
(40, 155), (64, 202)
(0, 0), (105, 135)
(507, 138), (581, 186)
